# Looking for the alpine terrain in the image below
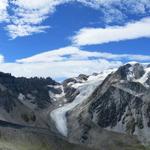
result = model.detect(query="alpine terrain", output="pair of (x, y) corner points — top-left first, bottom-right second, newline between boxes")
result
(0, 62), (150, 150)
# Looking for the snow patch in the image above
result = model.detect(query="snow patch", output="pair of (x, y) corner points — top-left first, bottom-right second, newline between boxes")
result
(127, 66), (135, 81)
(49, 85), (66, 102)
(135, 67), (150, 87)
(50, 69), (115, 136)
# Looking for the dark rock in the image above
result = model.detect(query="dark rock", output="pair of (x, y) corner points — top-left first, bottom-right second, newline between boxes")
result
(78, 74), (89, 81)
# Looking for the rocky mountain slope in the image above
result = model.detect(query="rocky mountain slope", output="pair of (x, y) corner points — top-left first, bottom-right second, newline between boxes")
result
(0, 63), (150, 150)
(50, 62), (150, 150)
(0, 72), (92, 150)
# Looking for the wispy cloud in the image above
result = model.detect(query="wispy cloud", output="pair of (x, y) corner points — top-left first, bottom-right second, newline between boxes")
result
(6, 24), (50, 39)
(6, 0), (74, 38)
(0, 0), (150, 39)
(79, 0), (150, 23)
(72, 17), (150, 46)
(0, 46), (150, 80)
(17, 46), (150, 63)
(6, 0), (59, 38)
(0, 0), (8, 22)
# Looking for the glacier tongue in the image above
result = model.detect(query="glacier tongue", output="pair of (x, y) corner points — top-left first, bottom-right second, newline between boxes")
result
(50, 69), (115, 136)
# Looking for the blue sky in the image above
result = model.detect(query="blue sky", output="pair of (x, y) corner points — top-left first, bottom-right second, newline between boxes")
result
(0, 0), (150, 80)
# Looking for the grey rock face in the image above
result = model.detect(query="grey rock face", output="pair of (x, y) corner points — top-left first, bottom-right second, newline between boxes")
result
(0, 72), (94, 150)
(66, 63), (150, 148)
(0, 72), (61, 109)
(0, 63), (150, 150)
(90, 85), (143, 131)
(78, 74), (89, 81)
(114, 63), (145, 80)
(0, 72), (62, 128)
(62, 75), (88, 102)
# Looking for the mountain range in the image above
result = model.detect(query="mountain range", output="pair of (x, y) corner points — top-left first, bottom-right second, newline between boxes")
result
(0, 62), (150, 150)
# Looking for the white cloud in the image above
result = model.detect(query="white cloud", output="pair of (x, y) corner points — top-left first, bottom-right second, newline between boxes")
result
(78, 0), (150, 23)
(0, 55), (4, 63)
(0, 0), (8, 22)
(11, 0), (58, 10)
(16, 47), (108, 63)
(6, 0), (62, 38)
(6, 0), (80, 39)
(0, 0), (149, 39)
(6, 24), (50, 39)
(0, 46), (149, 80)
(72, 17), (150, 46)
(17, 46), (150, 63)
(0, 60), (122, 81)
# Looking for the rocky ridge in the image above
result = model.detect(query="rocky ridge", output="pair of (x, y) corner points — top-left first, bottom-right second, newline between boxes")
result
(0, 63), (150, 150)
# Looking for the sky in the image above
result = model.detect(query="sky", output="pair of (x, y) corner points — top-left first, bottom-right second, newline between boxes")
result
(0, 0), (150, 81)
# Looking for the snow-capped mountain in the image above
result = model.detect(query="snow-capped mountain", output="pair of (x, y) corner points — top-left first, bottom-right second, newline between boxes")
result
(50, 62), (150, 150)
(0, 63), (150, 150)
(50, 69), (116, 137)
